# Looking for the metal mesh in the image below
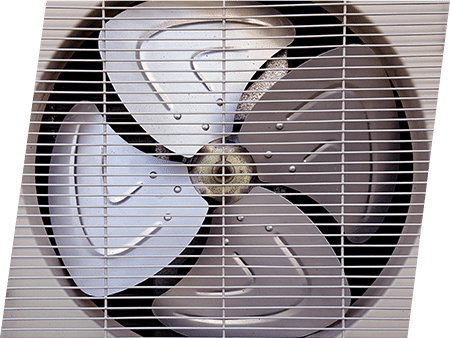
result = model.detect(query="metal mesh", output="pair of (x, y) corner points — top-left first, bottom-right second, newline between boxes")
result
(1, 1), (448, 337)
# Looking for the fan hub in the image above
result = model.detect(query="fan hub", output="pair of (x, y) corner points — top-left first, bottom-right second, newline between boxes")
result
(211, 161), (235, 184)
(189, 143), (255, 204)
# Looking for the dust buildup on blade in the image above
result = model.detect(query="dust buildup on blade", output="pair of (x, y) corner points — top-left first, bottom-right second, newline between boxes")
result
(235, 50), (289, 121)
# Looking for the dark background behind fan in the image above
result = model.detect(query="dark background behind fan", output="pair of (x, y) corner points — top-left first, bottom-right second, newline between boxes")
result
(0, 1), (448, 337)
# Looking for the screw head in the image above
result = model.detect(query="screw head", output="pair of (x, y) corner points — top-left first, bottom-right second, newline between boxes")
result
(265, 225), (274, 232)
(173, 114), (182, 120)
(237, 215), (245, 222)
(174, 186), (182, 193)
(150, 171), (157, 179)
(216, 98), (224, 107)
(202, 124), (210, 131)
(289, 165), (296, 172)
(224, 238), (230, 245)
(164, 213), (172, 222)
(275, 123), (284, 130)
(264, 151), (273, 159)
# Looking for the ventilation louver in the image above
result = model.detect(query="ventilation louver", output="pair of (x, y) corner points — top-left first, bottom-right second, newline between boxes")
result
(1, 1), (448, 337)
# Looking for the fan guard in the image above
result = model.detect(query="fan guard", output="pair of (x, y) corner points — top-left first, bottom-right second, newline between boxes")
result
(1, 1), (448, 338)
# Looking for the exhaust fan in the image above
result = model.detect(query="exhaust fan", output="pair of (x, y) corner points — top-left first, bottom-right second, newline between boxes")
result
(1, 1), (448, 337)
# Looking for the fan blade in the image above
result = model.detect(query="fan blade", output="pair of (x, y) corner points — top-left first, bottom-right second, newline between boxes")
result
(152, 187), (350, 337)
(100, 1), (295, 157)
(239, 46), (402, 242)
(48, 103), (209, 296)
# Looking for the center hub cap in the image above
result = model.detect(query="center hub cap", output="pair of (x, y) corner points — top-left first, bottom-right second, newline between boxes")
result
(190, 143), (256, 204)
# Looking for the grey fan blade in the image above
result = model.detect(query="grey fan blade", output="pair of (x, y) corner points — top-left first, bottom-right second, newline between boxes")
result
(48, 103), (209, 296)
(100, 1), (295, 157)
(238, 46), (402, 242)
(152, 186), (350, 337)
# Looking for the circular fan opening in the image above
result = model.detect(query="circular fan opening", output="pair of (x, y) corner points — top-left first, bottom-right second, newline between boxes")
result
(35, 1), (417, 337)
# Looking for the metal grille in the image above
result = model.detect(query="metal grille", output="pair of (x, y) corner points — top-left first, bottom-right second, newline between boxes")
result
(1, 1), (448, 337)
